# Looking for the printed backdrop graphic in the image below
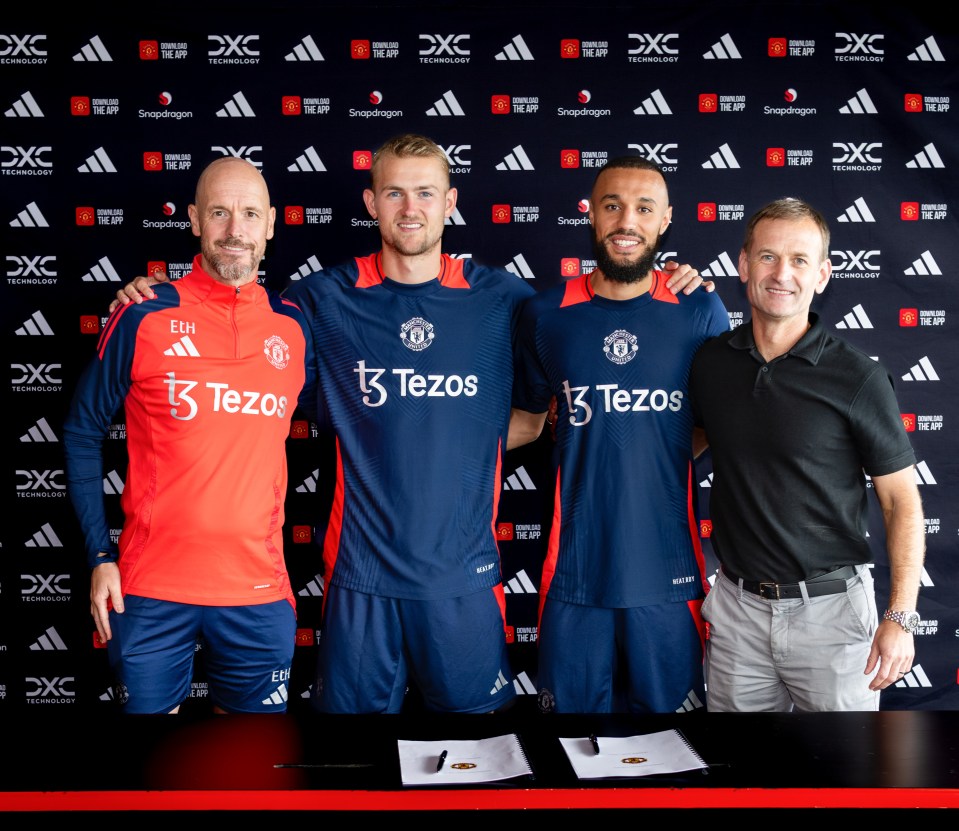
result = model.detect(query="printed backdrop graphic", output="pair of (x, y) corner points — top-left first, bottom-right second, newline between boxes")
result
(2, 3), (956, 712)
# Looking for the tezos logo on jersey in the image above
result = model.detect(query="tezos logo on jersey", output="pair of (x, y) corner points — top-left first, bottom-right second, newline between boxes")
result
(208, 34), (260, 64)
(263, 335), (291, 369)
(419, 34), (470, 63)
(627, 33), (678, 62)
(400, 317), (435, 351)
(164, 373), (289, 421)
(604, 329), (638, 364)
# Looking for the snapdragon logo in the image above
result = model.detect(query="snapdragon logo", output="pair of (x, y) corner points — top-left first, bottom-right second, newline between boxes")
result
(419, 34), (470, 63)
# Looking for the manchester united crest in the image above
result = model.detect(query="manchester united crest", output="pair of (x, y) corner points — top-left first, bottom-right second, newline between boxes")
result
(603, 329), (638, 364)
(400, 316), (435, 351)
(263, 335), (291, 369)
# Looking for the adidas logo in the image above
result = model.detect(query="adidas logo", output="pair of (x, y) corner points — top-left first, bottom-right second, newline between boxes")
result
(835, 303), (873, 329)
(839, 88), (877, 114)
(290, 255), (323, 281)
(20, 417), (58, 442)
(426, 90), (465, 116)
(296, 468), (322, 493)
(513, 671), (538, 695)
(503, 569), (538, 595)
(261, 683), (289, 706)
(496, 145), (534, 170)
(5, 90), (44, 117)
(633, 89), (672, 115)
(702, 143), (739, 169)
(920, 566), (935, 588)
(25, 522), (63, 548)
(298, 574), (325, 597)
(894, 664), (932, 688)
(288, 145), (327, 172)
(103, 469), (125, 495)
(907, 36), (944, 62)
(703, 33), (741, 60)
(489, 669), (510, 696)
(699, 472), (714, 489)
(836, 197), (875, 223)
(164, 335), (201, 357)
(676, 688), (705, 713)
(495, 35), (534, 61)
(216, 91), (256, 118)
(503, 465), (536, 490)
(73, 35), (112, 62)
(10, 201), (49, 227)
(905, 250), (941, 276)
(15, 311), (54, 336)
(80, 256), (122, 282)
(285, 35), (324, 61)
(505, 253), (535, 280)
(78, 147), (117, 173)
(701, 251), (738, 278)
(445, 207), (466, 226)
(902, 356), (939, 382)
(914, 460), (936, 486)
(906, 142), (944, 169)
(29, 626), (67, 651)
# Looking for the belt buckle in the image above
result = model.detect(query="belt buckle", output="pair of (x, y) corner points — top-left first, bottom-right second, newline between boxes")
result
(758, 582), (781, 600)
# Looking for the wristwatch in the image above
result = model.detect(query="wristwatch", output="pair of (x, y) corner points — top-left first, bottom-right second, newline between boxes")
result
(883, 609), (920, 633)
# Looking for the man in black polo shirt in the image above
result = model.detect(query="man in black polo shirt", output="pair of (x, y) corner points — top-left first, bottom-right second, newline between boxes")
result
(689, 198), (925, 712)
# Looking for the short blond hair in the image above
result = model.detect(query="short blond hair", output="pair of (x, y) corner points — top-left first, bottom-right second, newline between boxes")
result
(370, 133), (450, 188)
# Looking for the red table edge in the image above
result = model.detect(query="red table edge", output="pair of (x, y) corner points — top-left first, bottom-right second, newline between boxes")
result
(3, 788), (959, 811)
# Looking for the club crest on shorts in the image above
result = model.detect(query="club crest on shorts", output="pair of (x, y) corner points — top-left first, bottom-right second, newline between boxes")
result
(400, 317), (435, 351)
(603, 329), (638, 364)
(263, 335), (291, 369)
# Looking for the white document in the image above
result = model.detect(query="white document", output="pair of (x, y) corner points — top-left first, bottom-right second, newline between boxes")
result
(398, 734), (533, 786)
(559, 729), (707, 779)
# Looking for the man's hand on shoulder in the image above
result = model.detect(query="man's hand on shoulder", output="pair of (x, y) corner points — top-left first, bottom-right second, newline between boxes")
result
(108, 273), (168, 313)
(663, 260), (715, 295)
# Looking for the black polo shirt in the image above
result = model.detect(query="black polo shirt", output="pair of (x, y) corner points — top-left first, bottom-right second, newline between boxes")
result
(689, 313), (916, 583)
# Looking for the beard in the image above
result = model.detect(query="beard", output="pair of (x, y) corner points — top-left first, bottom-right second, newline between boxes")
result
(592, 231), (660, 285)
(205, 237), (260, 283)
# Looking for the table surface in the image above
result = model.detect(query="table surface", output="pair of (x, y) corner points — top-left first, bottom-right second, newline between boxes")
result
(4, 705), (959, 811)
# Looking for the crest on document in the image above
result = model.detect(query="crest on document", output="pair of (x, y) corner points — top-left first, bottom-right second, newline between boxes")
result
(400, 316), (435, 351)
(603, 329), (638, 364)
(263, 335), (291, 369)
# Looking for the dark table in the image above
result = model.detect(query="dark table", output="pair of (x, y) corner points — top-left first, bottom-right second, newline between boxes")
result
(4, 704), (959, 813)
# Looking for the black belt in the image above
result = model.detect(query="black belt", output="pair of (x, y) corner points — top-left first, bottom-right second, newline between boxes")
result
(722, 565), (858, 600)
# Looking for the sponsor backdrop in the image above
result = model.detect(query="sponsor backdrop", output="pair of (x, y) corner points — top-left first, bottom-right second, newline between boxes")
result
(2, 2), (956, 713)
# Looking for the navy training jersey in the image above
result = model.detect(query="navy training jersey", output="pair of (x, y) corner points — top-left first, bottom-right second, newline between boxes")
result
(513, 271), (730, 608)
(283, 253), (534, 601)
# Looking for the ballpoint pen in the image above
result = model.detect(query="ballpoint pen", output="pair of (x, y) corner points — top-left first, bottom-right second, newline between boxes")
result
(436, 749), (448, 772)
(589, 734), (600, 755)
